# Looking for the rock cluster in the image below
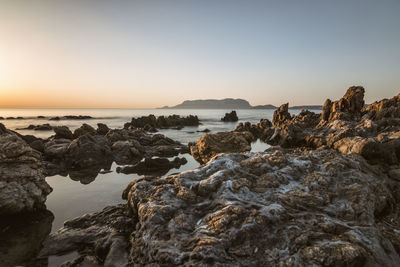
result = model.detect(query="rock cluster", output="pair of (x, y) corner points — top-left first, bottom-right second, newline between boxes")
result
(40, 148), (400, 266)
(43, 124), (189, 180)
(124, 114), (200, 131)
(0, 124), (52, 215)
(221, 110), (239, 122)
(269, 86), (400, 165)
(16, 123), (53, 131)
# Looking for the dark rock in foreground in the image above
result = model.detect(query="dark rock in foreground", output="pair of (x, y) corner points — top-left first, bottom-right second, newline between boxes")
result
(40, 149), (400, 266)
(221, 110), (239, 122)
(0, 124), (52, 215)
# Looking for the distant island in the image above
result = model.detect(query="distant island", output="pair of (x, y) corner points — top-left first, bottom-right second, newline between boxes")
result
(160, 98), (322, 110)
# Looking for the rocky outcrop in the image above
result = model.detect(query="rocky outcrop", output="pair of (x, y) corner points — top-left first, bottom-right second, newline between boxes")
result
(73, 123), (97, 138)
(190, 131), (253, 163)
(268, 87), (400, 166)
(96, 123), (110, 135)
(124, 114), (200, 130)
(221, 110), (239, 122)
(321, 86), (365, 121)
(41, 148), (400, 266)
(0, 124), (52, 215)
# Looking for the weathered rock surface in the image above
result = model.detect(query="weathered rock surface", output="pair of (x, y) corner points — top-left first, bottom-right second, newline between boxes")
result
(221, 110), (239, 122)
(54, 126), (74, 140)
(234, 119), (274, 141)
(41, 148), (400, 266)
(124, 114), (200, 130)
(269, 86), (400, 165)
(0, 124), (52, 214)
(190, 131), (253, 164)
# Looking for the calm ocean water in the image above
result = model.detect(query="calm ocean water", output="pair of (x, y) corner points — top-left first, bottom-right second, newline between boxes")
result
(1, 108), (320, 265)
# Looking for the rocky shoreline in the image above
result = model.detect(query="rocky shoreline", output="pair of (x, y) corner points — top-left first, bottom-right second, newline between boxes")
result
(2, 87), (400, 266)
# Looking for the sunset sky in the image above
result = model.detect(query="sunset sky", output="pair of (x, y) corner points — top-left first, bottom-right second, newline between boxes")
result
(0, 0), (399, 108)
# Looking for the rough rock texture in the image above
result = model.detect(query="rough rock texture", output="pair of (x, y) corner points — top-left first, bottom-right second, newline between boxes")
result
(0, 124), (52, 214)
(41, 149), (400, 266)
(269, 87), (400, 166)
(221, 110), (239, 122)
(39, 205), (133, 266)
(190, 131), (253, 164)
(73, 123), (97, 138)
(125, 114), (200, 130)
(96, 123), (110, 135)
(321, 86), (365, 121)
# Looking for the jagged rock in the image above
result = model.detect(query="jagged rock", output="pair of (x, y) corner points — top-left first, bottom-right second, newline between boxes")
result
(44, 138), (71, 159)
(96, 123), (110, 135)
(0, 124), (52, 214)
(322, 86), (365, 121)
(272, 103), (291, 128)
(268, 87), (400, 166)
(190, 131), (253, 163)
(116, 157), (187, 175)
(221, 110), (239, 122)
(73, 123), (97, 138)
(54, 126), (74, 140)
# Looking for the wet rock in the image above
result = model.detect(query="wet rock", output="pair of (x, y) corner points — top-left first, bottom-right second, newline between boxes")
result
(116, 157), (187, 175)
(0, 124), (52, 214)
(197, 128), (210, 133)
(221, 110), (238, 122)
(0, 210), (54, 267)
(39, 205), (132, 266)
(64, 134), (113, 169)
(111, 140), (142, 165)
(54, 126), (74, 140)
(96, 123), (110, 135)
(190, 131), (253, 163)
(44, 138), (71, 159)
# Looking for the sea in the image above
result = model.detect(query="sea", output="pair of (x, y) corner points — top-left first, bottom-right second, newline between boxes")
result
(0, 108), (320, 265)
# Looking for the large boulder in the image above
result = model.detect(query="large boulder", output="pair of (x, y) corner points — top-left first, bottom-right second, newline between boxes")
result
(41, 149), (400, 266)
(0, 124), (52, 215)
(190, 131), (253, 163)
(73, 123), (97, 138)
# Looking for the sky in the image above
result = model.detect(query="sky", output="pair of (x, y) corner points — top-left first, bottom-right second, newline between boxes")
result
(0, 0), (399, 108)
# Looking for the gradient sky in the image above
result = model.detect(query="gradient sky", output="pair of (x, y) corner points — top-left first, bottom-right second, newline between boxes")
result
(0, 0), (399, 108)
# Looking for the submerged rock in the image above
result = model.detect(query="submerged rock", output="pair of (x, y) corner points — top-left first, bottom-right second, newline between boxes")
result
(42, 149), (400, 266)
(0, 124), (52, 215)
(221, 110), (239, 122)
